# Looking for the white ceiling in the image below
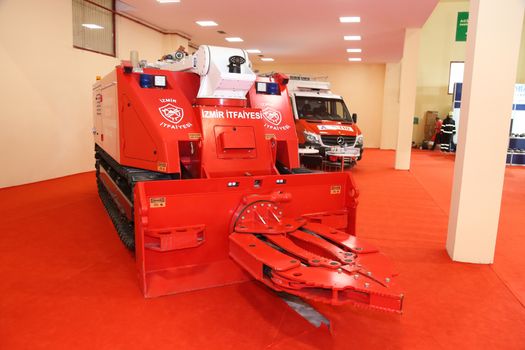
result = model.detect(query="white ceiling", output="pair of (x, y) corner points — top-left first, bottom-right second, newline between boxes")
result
(117, 0), (440, 63)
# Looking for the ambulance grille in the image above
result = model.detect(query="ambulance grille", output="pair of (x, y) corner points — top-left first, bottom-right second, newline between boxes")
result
(321, 135), (356, 146)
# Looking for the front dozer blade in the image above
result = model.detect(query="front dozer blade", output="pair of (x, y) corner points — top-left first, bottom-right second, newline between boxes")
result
(133, 172), (402, 314)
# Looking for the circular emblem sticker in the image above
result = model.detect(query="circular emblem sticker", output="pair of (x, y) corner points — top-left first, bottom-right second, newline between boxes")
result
(262, 106), (282, 126)
(159, 103), (184, 124)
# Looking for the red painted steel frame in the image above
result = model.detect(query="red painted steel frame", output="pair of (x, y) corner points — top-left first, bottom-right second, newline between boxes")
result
(114, 67), (201, 174)
(247, 76), (300, 170)
(100, 64), (403, 313)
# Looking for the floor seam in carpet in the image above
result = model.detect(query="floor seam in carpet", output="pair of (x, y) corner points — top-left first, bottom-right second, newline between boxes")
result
(408, 169), (450, 218)
(490, 265), (525, 308)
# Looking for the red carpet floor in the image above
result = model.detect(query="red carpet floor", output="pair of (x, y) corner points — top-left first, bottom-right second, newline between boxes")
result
(1, 149), (525, 349)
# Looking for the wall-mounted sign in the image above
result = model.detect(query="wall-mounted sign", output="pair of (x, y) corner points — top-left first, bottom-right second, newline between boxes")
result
(456, 12), (469, 42)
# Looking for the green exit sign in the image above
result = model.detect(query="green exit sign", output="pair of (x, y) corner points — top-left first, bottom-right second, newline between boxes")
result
(456, 12), (469, 42)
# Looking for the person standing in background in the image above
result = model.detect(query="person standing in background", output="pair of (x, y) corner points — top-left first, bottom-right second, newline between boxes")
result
(431, 117), (443, 150)
(440, 113), (456, 152)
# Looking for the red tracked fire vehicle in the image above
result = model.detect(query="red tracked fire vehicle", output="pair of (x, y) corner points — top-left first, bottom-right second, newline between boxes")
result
(92, 45), (403, 321)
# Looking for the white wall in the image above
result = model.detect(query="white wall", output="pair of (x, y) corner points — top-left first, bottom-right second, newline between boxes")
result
(0, 0), (186, 188)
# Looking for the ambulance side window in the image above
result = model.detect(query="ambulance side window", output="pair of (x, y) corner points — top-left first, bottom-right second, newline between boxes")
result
(329, 100), (349, 122)
(335, 101), (344, 118)
(339, 100), (352, 123)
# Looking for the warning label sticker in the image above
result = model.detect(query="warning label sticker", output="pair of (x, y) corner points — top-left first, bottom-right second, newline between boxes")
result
(157, 162), (167, 172)
(330, 185), (342, 195)
(150, 197), (166, 208)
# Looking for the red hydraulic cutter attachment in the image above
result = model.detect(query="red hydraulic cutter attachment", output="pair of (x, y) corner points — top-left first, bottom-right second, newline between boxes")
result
(230, 192), (402, 312)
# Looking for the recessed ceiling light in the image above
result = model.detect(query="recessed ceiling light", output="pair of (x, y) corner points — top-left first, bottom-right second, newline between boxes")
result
(344, 35), (362, 41)
(82, 23), (104, 29)
(157, 0), (180, 3)
(196, 21), (218, 27)
(246, 49), (261, 54)
(261, 58), (274, 62)
(225, 37), (243, 42)
(346, 48), (362, 53)
(348, 58), (362, 62)
(340, 16), (361, 23)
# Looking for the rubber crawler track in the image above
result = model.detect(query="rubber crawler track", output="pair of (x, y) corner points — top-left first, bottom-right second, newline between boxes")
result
(96, 177), (135, 251)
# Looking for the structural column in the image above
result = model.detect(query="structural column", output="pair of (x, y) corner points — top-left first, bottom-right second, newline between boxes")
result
(380, 62), (401, 150)
(395, 29), (421, 170)
(446, 0), (525, 263)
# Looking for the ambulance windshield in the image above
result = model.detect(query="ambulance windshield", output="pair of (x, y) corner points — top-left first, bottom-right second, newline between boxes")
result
(296, 97), (352, 123)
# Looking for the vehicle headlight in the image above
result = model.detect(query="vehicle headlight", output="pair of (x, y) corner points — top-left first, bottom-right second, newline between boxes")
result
(355, 135), (364, 147)
(304, 131), (321, 145)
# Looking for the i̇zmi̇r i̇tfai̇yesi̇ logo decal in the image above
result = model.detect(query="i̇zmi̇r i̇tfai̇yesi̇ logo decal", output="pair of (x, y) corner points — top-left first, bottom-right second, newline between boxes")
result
(261, 106), (290, 131)
(262, 106), (282, 126)
(159, 103), (184, 124)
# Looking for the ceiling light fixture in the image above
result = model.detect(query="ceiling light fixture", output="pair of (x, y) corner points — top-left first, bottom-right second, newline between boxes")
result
(157, 0), (180, 3)
(346, 48), (362, 53)
(225, 37), (243, 42)
(196, 21), (218, 27)
(348, 58), (362, 62)
(344, 35), (362, 41)
(82, 23), (104, 29)
(261, 58), (274, 62)
(246, 49), (261, 54)
(340, 16), (361, 23)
